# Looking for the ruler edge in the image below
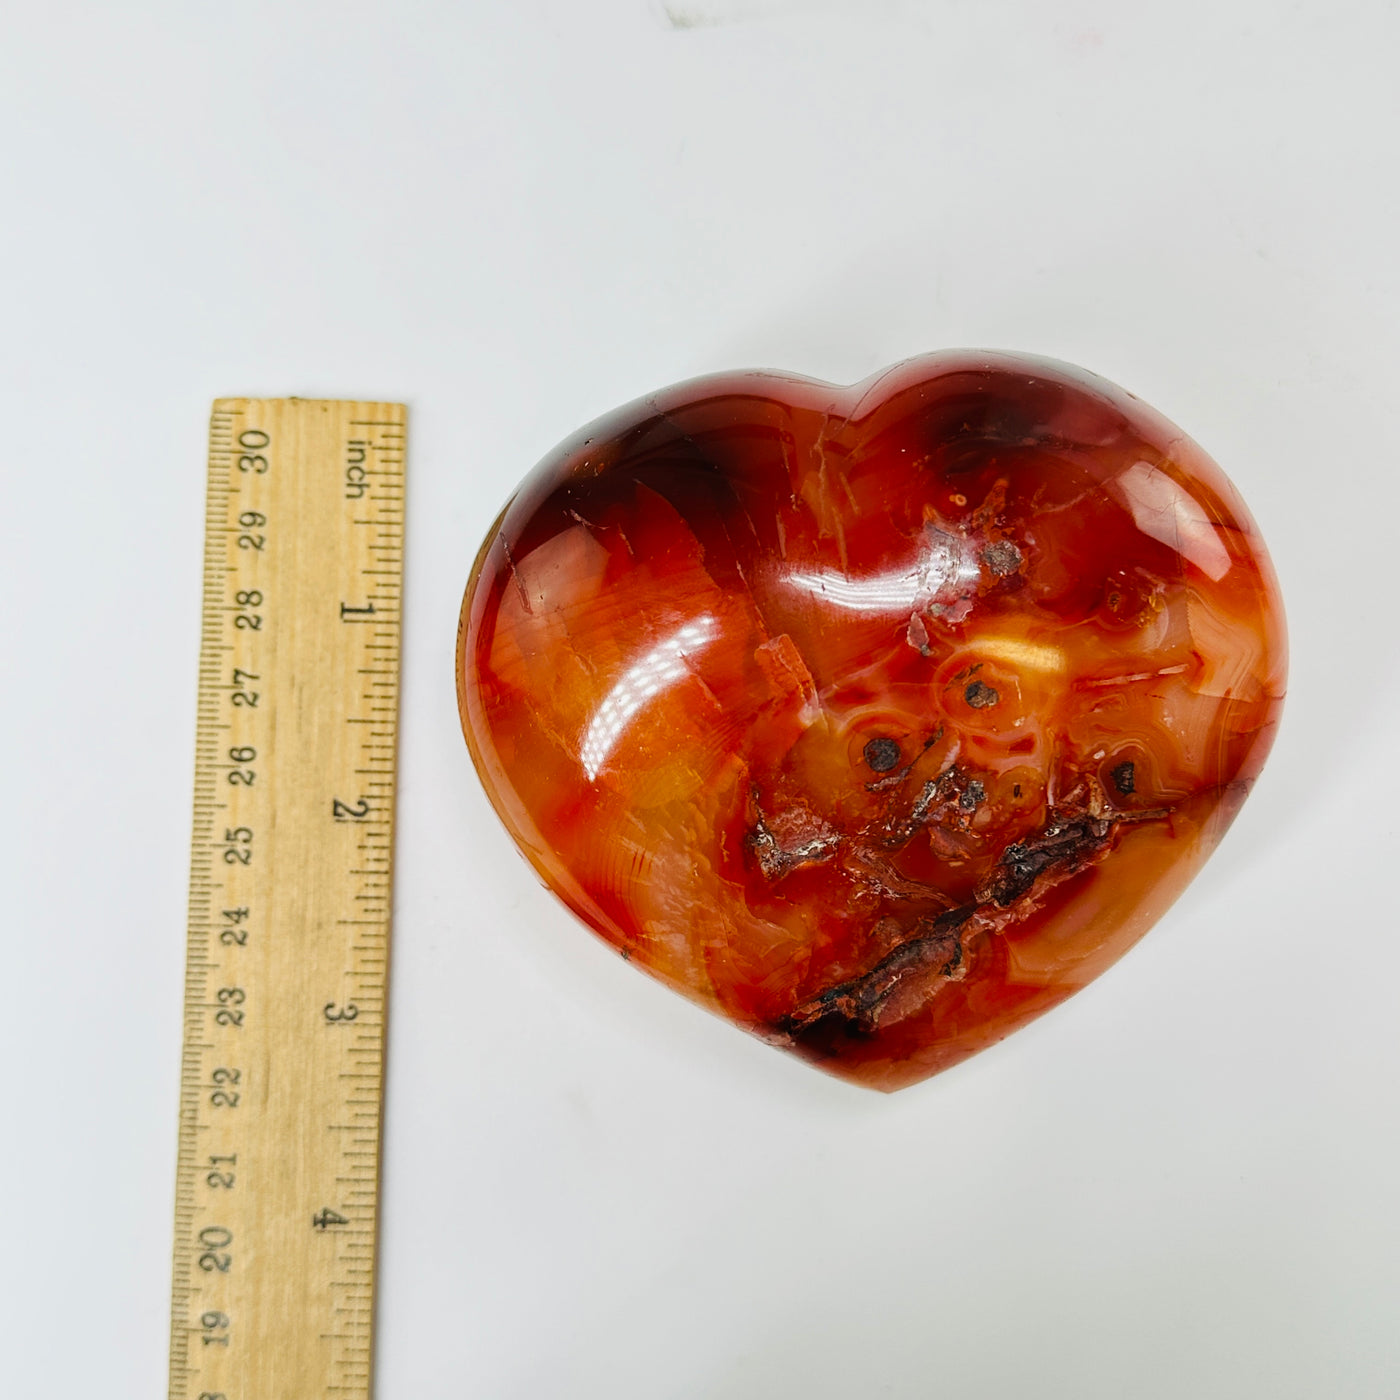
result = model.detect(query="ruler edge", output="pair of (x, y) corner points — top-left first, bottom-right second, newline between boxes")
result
(169, 397), (408, 1399)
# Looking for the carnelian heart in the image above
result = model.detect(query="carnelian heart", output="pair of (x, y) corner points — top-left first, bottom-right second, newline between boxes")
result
(458, 352), (1286, 1091)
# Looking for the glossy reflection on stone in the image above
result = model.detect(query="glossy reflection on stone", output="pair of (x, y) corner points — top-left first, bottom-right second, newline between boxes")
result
(458, 353), (1286, 1091)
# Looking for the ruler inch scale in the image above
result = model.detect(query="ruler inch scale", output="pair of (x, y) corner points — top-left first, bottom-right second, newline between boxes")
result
(171, 398), (406, 1400)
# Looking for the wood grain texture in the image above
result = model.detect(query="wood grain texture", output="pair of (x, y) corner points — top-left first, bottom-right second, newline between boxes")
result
(171, 399), (405, 1400)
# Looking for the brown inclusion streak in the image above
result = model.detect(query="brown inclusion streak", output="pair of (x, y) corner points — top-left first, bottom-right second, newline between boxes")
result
(775, 787), (1172, 1040)
(879, 762), (969, 848)
(778, 905), (975, 1037)
(746, 795), (841, 883)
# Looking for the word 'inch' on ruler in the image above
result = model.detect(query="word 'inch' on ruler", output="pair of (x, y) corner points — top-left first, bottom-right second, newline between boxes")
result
(170, 398), (406, 1400)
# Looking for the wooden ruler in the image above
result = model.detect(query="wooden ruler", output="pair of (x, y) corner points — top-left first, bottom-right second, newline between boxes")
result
(170, 399), (406, 1400)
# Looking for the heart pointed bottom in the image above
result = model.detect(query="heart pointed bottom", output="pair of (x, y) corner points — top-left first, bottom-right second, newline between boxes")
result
(458, 353), (1286, 1091)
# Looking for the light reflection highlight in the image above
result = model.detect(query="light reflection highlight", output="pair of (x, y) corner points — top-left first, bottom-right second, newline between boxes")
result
(579, 616), (717, 780)
(780, 531), (976, 614)
(974, 635), (1067, 675)
(1113, 461), (1231, 582)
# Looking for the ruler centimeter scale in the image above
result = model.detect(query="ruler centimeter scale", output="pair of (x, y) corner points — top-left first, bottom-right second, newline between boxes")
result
(170, 399), (406, 1400)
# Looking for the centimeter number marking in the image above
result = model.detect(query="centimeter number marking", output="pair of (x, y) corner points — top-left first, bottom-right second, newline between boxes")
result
(170, 399), (406, 1400)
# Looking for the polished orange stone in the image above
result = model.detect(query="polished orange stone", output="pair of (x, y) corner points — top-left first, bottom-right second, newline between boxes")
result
(458, 353), (1286, 1091)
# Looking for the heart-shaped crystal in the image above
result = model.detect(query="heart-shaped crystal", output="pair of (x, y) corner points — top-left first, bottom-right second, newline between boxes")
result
(458, 353), (1286, 1090)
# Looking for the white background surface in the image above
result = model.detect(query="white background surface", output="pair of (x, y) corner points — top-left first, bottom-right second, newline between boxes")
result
(3, 2), (1398, 1396)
